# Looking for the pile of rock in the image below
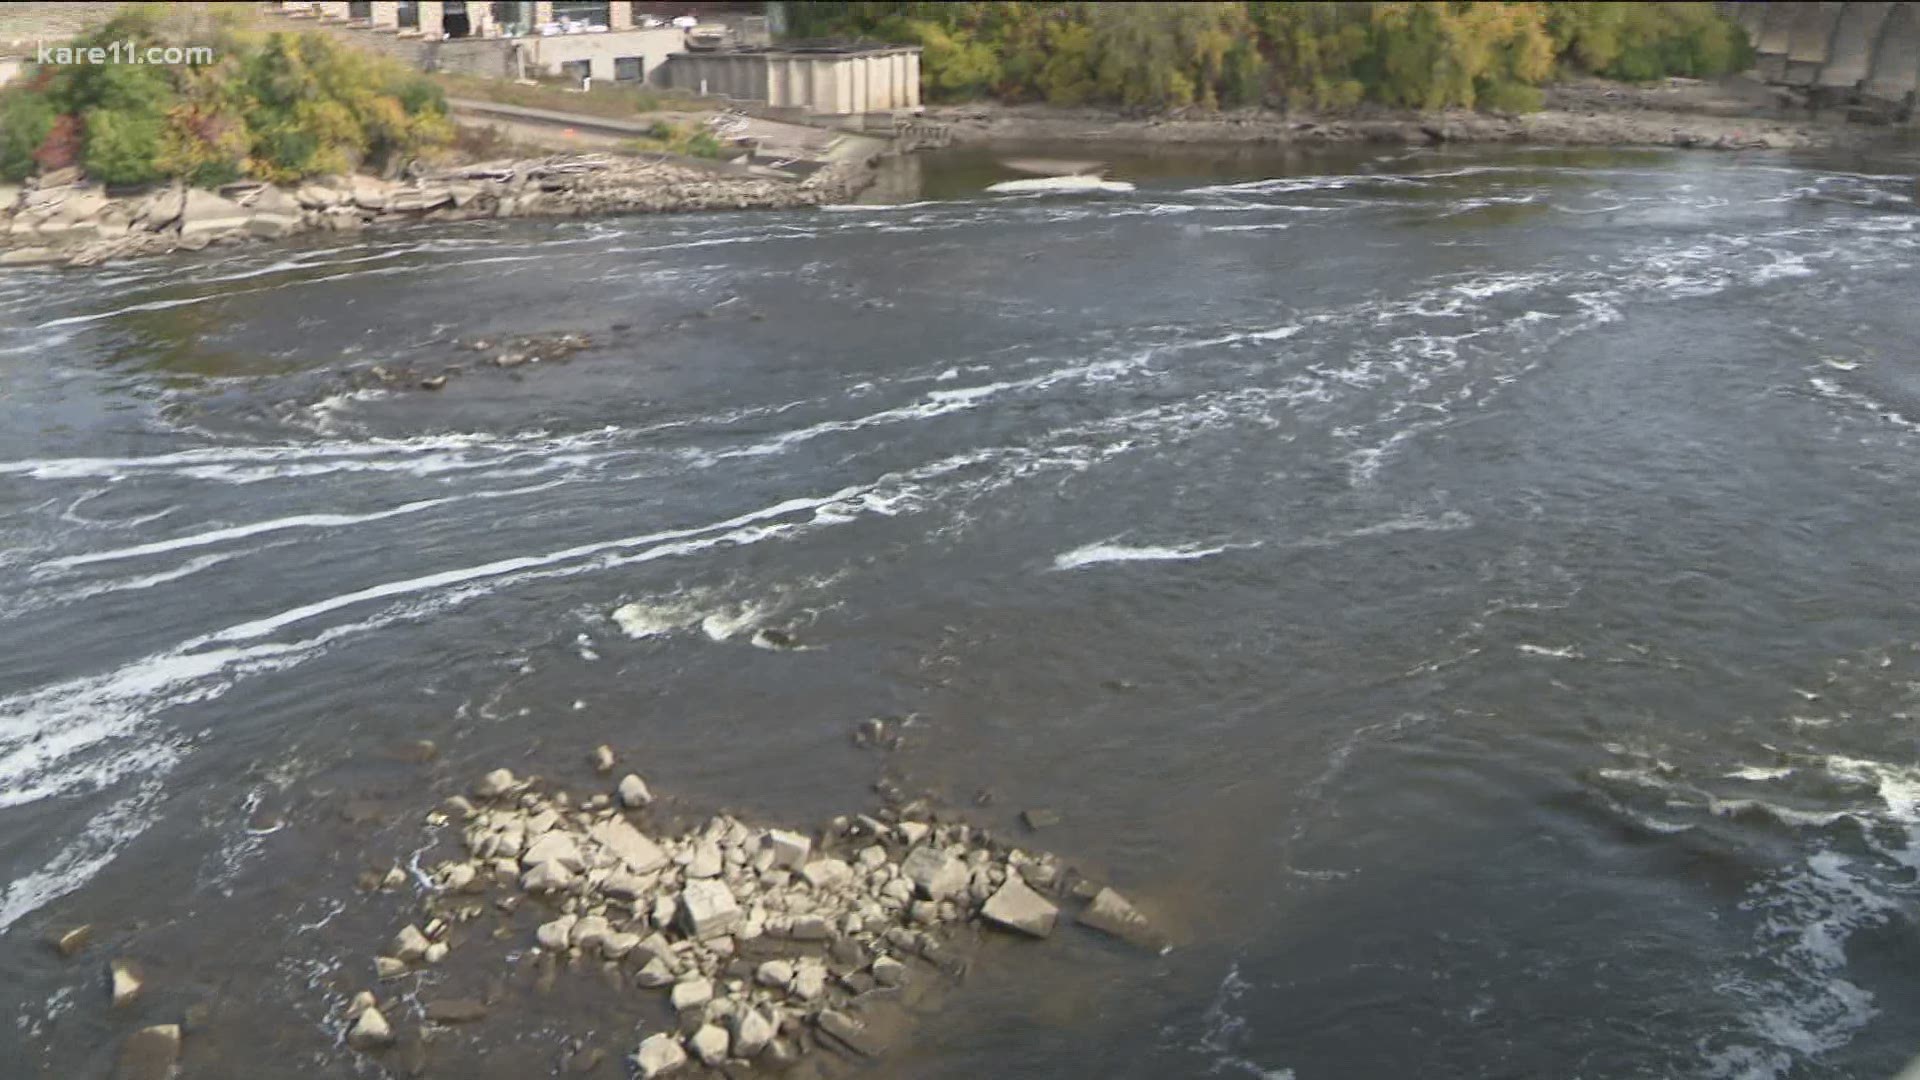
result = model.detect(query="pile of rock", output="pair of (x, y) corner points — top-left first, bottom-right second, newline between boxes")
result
(350, 759), (1160, 1076)
(0, 153), (874, 270)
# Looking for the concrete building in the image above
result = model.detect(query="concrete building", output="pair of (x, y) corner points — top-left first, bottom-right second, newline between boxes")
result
(272, 1), (716, 83)
(661, 44), (921, 117)
(1725, 1), (1919, 115)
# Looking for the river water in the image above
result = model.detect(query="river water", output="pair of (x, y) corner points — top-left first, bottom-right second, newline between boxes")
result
(3, 140), (1920, 1079)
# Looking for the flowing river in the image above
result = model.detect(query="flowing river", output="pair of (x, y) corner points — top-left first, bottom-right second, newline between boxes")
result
(2, 140), (1920, 1079)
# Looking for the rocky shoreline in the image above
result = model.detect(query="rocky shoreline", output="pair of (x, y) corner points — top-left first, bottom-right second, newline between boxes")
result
(309, 747), (1161, 1079)
(925, 82), (1894, 153)
(0, 153), (877, 270)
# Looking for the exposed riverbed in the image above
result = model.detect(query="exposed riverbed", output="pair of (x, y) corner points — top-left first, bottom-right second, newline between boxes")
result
(3, 139), (1920, 1079)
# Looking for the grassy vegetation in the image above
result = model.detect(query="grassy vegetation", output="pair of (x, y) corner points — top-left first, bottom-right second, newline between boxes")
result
(624, 120), (729, 160)
(0, 5), (452, 186)
(786, 2), (1755, 113)
(428, 72), (708, 121)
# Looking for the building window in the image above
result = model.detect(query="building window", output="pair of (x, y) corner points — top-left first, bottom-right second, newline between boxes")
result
(552, 1), (610, 28)
(398, 0), (419, 29)
(348, 0), (372, 19)
(614, 56), (643, 82)
(559, 59), (593, 83)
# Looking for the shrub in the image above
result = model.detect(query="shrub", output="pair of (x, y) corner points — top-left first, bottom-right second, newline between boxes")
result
(0, 91), (56, 181)
(82, 107), (165, 185)
(33, 115), (83, 173)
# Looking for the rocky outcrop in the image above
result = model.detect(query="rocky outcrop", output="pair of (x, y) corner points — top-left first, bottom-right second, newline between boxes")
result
(343, 763), (1153, 1074)
(0, 152), (877, 271)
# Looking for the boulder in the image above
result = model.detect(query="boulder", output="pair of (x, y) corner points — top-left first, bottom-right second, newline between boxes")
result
(686, 840), (723, 879)
(294, 183), (344, 209)
(755, 960), (794, 989)
(109, 958), (144, 1007)
(590, 745), (616, 773)
(390, 925), (431, 962)
(47, 924), (92, 958)
(0, 246), (59, 265)
(113, 1024), (181, 1080)
(633, 1033), (686, 1078)
(178, 189), (253, 237)
(536, 915), (576, 951)
(1079, 887), (1164, 950)
(588, 818), (667, 874)
(762, 829), (810, 870)
(731, 1006), (776, 1058)
(348, 1005), (395, 1050)
(248, 212), (302, 239)
(679, 879), (741, 940)
(133, 184), (185, 229)
(39, 166), (81, 188)
(389, 185), (453, 213)
(669, 977), (713, 1012)
(617, 774), (652, 808)
(350, 176), (391, 211)
(900, 847), (967, 901)
(799, 858), (852, 891)
(871, 955), (907, 987)
(247, 186), (301, 215)
(689, 1023), (729, 1066)
(522, 831), (585, 872)
(982, 874), (1058, 938)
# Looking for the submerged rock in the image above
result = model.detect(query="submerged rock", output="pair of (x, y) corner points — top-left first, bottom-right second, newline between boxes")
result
(617, 774), (653, 809)
(1079, 887), (1164, 951)
(113, 1024), (180, 1080)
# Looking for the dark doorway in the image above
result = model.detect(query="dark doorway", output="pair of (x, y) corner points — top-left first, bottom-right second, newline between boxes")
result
(444, 0), (471, 38)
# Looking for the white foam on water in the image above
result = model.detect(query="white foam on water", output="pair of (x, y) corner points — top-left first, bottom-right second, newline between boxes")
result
(39, 478), (569, 572)
(1517, 643), (1582, 659)
(1196, 962), (1296, 1079)
(1053, 540), (1232, 571)
(0, 780), (166, 932)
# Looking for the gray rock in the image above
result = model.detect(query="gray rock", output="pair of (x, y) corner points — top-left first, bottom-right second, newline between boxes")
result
(522, 858), (575, 893)
(113, 1024), (181, 1080)
(799, 857), (852, 891)
(900, 846), (968, 901)
(473, 768), (517, 798)
(247, 212), (302, 238)
(618, 773), (653, 808)
(1079, 887), (1164, 950)
(589, 817), (667, 874)
(816, 1009), (885, 1057)
(871, 955), (907, 987)
(391, 925), (431, 962)
(633, 1032), (687, 1078)
(679, 879), (742, 940)
(755, 959), (794, 989)
(686, 839), (723, 879)
(348, 1005), (395, 1050)
(374, 956), (407, 979)
(982, 874), (1058, 938)
(635, 956), (676, 988)
(178, 189), (253, 237)
(689, 1023), (729, 1066)
(590, 744), (616, 773)
(108, 958), (144, 1007)
(670, 977), (714, 1012)
(732, 1006), (776, 1058)
(47, 924), (92, 958)
(0, 246), (60, 265)
(522, 831), (585, 872)
(789, 963), (826, 1003)
(762, 828), (811, 870)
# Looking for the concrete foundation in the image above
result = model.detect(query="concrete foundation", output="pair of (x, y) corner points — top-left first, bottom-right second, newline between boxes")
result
(663, 47), (921, 116)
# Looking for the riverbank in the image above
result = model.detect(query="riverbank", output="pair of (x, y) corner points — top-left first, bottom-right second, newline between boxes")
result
(0, 151), (879, 269)
(925, 76), (1903, 153)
